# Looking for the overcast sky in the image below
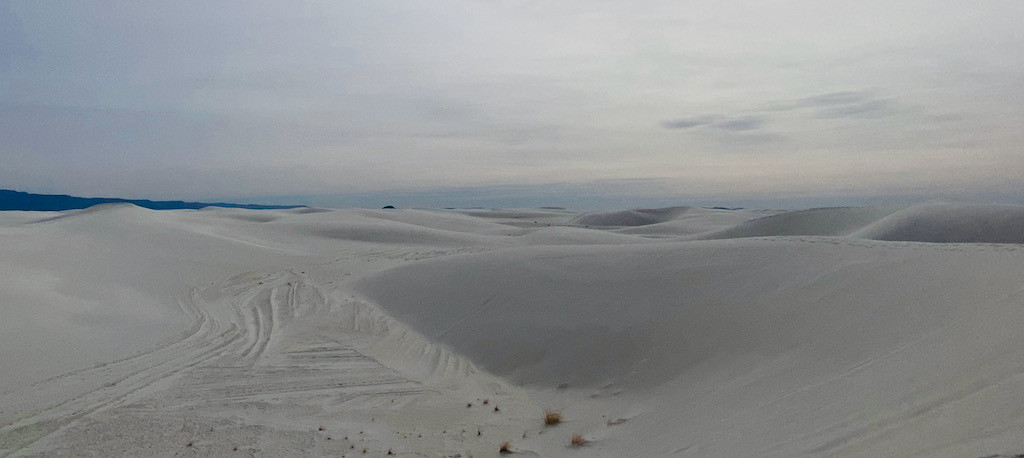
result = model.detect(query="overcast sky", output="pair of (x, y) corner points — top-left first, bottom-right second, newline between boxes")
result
(2, 1), (1022, 208)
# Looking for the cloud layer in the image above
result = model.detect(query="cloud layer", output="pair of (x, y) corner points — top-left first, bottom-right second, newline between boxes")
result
(1, 1), (1022, 205)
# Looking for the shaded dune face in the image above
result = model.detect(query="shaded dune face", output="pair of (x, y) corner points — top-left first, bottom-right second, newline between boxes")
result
(850, 203), (1024, 243)
(690, 203), (1024, 244)
(691, 206), (902, 239)
(569, 206), (694, 227)
(355, 237), (1024, 390)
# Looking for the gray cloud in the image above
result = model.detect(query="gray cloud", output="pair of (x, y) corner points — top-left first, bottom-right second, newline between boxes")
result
(712, 116), (766, 131)
(661, 116), (716, 129)
(813, 99), (895, 119)
(774, 91), (899, 119)
(662, 115), (768, 132)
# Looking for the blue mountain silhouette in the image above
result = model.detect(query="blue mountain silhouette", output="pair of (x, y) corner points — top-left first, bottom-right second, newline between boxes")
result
(0, 190), (303, 211)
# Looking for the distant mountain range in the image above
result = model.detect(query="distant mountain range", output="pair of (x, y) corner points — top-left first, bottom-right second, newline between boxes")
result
(0, 190), (305, 211)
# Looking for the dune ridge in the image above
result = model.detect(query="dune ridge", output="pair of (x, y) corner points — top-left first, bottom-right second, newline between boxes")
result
(690, 206), (901, 239)
(851, 203), (1024, 243)
(682, 202), (1024, 244)
(570, 206), (694, 227)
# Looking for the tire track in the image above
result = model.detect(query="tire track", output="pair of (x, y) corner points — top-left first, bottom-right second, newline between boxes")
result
(0, 288), (237, 454)
(1, 270), (430, 457)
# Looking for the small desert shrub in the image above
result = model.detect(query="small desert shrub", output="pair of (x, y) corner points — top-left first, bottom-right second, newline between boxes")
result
(499, 441), (512, 454)
(570, 434), (586, 447)
(544, 411), (562, 425)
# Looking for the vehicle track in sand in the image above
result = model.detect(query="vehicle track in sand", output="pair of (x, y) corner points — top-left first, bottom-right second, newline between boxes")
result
(0, 270), (427, 457)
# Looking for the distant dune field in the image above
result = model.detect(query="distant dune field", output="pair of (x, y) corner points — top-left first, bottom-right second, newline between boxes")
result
(2, 203), (1024, 457)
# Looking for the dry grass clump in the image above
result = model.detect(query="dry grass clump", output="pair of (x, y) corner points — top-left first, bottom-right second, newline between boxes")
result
(499, 441), (512, 454)
(570, 434), (586, 447)
(544, 411), (562, 425)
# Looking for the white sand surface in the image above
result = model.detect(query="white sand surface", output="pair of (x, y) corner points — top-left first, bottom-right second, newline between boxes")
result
(2, 202), (1024, 457)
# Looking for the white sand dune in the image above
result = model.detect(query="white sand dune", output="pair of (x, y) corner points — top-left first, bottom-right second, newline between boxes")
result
(2, 203), (1024, 457)
(356, 237), (1024, 456)
(690, 202), (1024, 244)
(570, 206), (695, 227)
(615, 207), (774, 237)
(852, 203), (1024, 243)
(691, 206), (903, 240)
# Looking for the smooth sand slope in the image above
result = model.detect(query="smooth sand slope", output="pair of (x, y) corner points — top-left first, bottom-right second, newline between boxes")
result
(2, 203), (1024, 457)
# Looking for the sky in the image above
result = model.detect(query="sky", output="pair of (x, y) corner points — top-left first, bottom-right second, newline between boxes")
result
(1, 1), (1022, 209)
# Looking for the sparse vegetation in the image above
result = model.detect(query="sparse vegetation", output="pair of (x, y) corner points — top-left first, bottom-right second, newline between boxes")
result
(570, 434), (586, 447)
(499, 441), (512, 454)
(544, 411), (562, 425)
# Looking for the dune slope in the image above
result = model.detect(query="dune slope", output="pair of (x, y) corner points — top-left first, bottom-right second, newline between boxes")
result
(852, 203), (1024, 243)
(357, 236), (1024, 457)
